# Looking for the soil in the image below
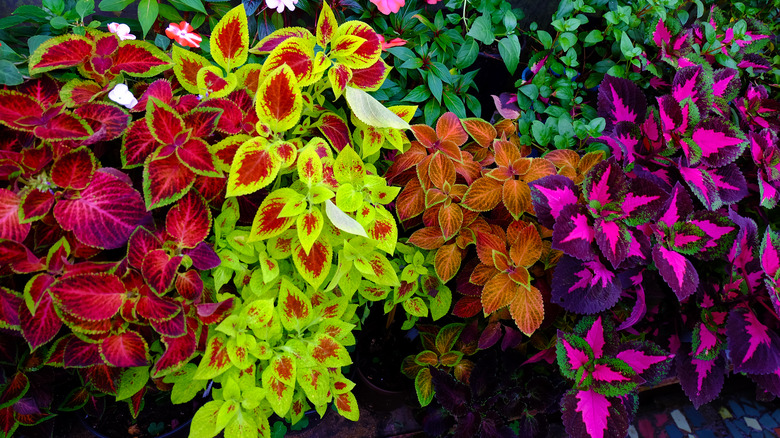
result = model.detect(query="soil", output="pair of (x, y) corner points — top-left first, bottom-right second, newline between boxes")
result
(355, 306), (419, 393)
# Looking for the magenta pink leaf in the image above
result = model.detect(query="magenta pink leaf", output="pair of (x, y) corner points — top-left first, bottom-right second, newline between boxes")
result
(136, 293), (180, 322)
(652, 245), (698, 301)
(652, 18), (672, 47)
(657, 183), (693, 228)
(49, 273), (125, 320)
(195, 298), (234, 325)
(553, 204), (596, 261)
(19, 292), (61, 351)
(166, 191), (211, 249)
(54, 171), (150, 249)
(141, 249), (183, 295)
(583, 160), (627, 215)
(0, 189), (31, 242)
(561, 389), (629, 438)
(598, 75), (647, 130)
(676, 345), (725, 408)
(127, 227), (162, 269)
(175, 269), (203, 302)
(19, 189), (55, 224)
(176, 138), (220, 177)
(51, 146), (96, 190)
(595, 220), (631, 269)
(75, 103), (131, 145)
(691, 119), (747, 168)
(100, 331), (148, 367)
(121, 119), (159, 168)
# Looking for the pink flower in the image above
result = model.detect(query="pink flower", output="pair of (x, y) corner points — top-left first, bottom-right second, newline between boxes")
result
(377, 35), (407, 50)
(370, 0), (404, 15)
(107, 22), (136, 41)
(165, 21), (202, 48)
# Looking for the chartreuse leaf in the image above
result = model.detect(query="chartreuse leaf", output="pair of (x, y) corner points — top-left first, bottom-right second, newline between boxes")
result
(415, 368), (435, 406)
(263, 355), (295, 417)
(164, 363), (207, 404)
(309, 333), (351, 367)
(196, 66), (237, 98)
(138, 0), (158, 38)
(297, 208), (324, 255)
(190, 400), (222, 438)
(116, 367), (149, 401)
(353, 251), (399, 286)
(297, 147), (323, 186)
(210, 4), (248, 72)
(255, 64), (301, 133)
(292, 239), (332, 289)
(249, 189), (298, 242)
(330, 21), (381, 69)
(316, 2), (338, 47)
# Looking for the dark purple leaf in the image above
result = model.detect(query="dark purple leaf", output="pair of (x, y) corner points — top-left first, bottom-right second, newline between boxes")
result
(183, 242), (221, 270)
(598, 75), (647, 130)
(551, 256), (621, 314)
(528, 175), (579, 229)
(711, 164), (747, 205)
(676, 345), (725, 408)
(615, 341), (671, 386)
(553, 204), (596, 261)
(727, 307), (780, 375)
(671, 65), (710, 115)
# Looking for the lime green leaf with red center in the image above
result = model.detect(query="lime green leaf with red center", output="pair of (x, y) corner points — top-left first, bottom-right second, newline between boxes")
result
(49, 273), (124, 321)
(349, 59), (391, 92)
(145, 97), (184, 145)
(333, 146), (365, 184)
(367, 206), (397, 253)
(194, 333), (232, 380)
(435, 243), (461, 283)
(166, 191), (211, 249)
(255, 64), (302, 133)
(249, 189), (298, 242)
(510, 285), (543, 336)
(309, 333), (351, 367)
(329, 64), (352, 100)
(262, 359), (294, 417)
(261, 38), (318, 88)
(99, 331), (148, 367)
(172, 45), (212, 95)
(272, 141), (297, 168)
(298, 367), (329, 407)
(143, 154), (196, 209)
(235, 64), (263, 95)
(250, 27), (315, 54)
(279, 278), (312, 331)
(297, 208), (324, 255)
(227, 137), (281, 197)
(334, 390), (359, 421)
(403, 296), (428, 317)
(331, 22), (381, 69)
(210, 4), (248, 72)
(354, 252), (399, 287)
(298, 147), (323, 186)
(243, 298), (275, 331)
(317, 2), (338, 47)
(110, 40), (172, 78)
(28, 34), (94, 75)
(51, 147), (96, 190)
(292, 238), (332, 289)
(196, 67), (237, 99)
(211, 134), (249, 172)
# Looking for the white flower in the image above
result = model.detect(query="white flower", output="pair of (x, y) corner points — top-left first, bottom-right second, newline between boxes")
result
(265, 0), (298, 13)
(107, 22), (136, 41)
(108, 83), (138, 109)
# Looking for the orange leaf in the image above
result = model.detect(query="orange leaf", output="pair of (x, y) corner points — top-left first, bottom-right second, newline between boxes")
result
(544, 149), (579, 169)
(435, 243), (461, 283)
(436, 112), (469, 147)
(408, 227), (444, 250)
(462, 177), (502, 212)
(396, 178), (425, 221)
(438, 202), (463, 240)
(509, 285), (544, 336)
(469, 263), (498, 286)
(428, 152), (456, 189)
(481, 273), (515, 314)
(475, 232), (506, 267)
(501, 179), (525, 220)
(493, 139), (521, 168)
(509, 222), (542, 267)
(461, 118), (496, 147)
(522, 158), (556, 182)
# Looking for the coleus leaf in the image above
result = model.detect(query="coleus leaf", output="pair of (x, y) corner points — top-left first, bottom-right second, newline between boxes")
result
(121, 119), (158, 168)
(652, 246), (698, 301)
(553, 204), (596, 261)
(19, 292), (61, 351)
(152, 317), (198, 377)
(262, 360), (294, 417)
(331, 21), (381, 70)
(561, 389), (629, 438)
(99, 331), (148, 367)
(171, 45), (211, 95)
(255, 64), (302, 133)
(165, 191), (211, 249)
(210, 4), (248, 72)
(142, 249), (183, 295)
(687, 211), (737, 260)
(657, 183), (693, 228)
(676, 345), (725, 408)
(262, 38), (318, 89)
(595, 220), (631, 269)
(597, 75), (647, 130)
(509, 285), (544, 336)
(196, 67), (237, 98)
(109, 40), (172, 79)
(292, 239), (332, 289)
(54, 171), (150, 249)
(227, 138), (281, 197)
(0, 189), (30, 243)
(248, 190), (297, 241)
(143, 153), (196, 209)
(461, 176), (502, 212)
(615, 341), (671, 386)
(671, 65), (711, 116)
(551, 256), (621, 314)
(63, 336), (103, 367)
(75, 102), (131, 145)
(582, 159), (627, 219)
(27, 34), (94, 75)
(278, 278), (312, 331)
(349, 58), (391, 92)
(711, 164), (747, 206)
(51, 146), (96, 190)
(528, 175), (579, 229)
(690, 118), (748, 168)
(49, 273), (124, 321)
(727, 307), (780, 375)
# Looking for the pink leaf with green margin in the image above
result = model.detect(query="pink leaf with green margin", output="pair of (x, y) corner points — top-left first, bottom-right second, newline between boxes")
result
(121, 119), (159, 168)
(0, 287), (22, 328)
(132, 79), (173, 112)
(20, 189), (55, 223)
(151, 310), (185, 337)
(712, 164), (748, 205)
(693, 322), (719, 358)
(143, 154), (196, 209)
(49, 274), (124, 321)
(563, 339), (590, 372)
(136, 292), (180, 321)
(528, 175), (579, 229)
(54, 171), (150, 249)
(679, 165), (720, 210)
(142, 249), (183, 295)
(616, 350), (668, 375)
(622, 177), (667, 225)
(672, 65), (709, 113)
(583, 160), (626, 214)
(652, 246), (698, 301)
(166, 191), (211, 249)
(318, 113), (351, 151)
(591, 363), (631, 383)
(585, 316), (605, 358)
(711, 68), (740, 100)
(688, 212), (735, 258)
(145, 97), (184, 145)
(100, 331), (148, 367)
(761, 227), (780, 276)
(51, 147), (95, 190)
(657, 183), (693, 228)
(0, 189), (30, 242)
(152, 318), (198, 377)
(19, 292), (61, 351)
(561, 389), (629, 438)
(727, 307), (780, 374)
(63, 336), (103, 367)
(691, 119), (747, 168)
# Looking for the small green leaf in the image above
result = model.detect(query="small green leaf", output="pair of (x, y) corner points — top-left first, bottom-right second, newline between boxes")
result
(619, 31), (634, 58)
(0, 60), (23, 86)
(176, 0), (207, 14)
(498, 35), (521, 75)
(584, 29), (603, 46)
(75, 0), (94, 19)
(466, 15), (494, 45)
(137, 0), (159, 38)
(49, 16), (70, 29)
(537, 30), (553, 49)
(155, 34), (170, 50)
(28, 35), (52, 55)
(442, 91), (466, 118)
(559, 32), (576, 51)
(427, 73), (442, 103)
(456, 39), (478, 69)
(98, 0), (133, 11)
(404, 85), (430, 103)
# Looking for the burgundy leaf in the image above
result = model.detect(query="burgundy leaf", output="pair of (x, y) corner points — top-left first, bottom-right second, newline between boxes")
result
(19, 292), (61, 351)
(183, 242), (221, 270)
(51, 147), (96, 190)
(141, 249), (183, 295)
(0, 189), (31, 242)
(127, 227), (162, 269)
(99, 331), (148, 367)
(165, 191), (211, 249)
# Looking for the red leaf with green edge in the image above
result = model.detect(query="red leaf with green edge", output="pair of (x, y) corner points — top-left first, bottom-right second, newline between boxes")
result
(690, 118), (748, 168)
(109, 40), (172, 78)
(152, 319), (198, 378)
(19, 293), (61, 351)
(199, 99), (243, 135)
(227, 138), (281, 197)
(143, 154), (196, 209)
(183, 107), (221, 139)
(136, 292), (179, 322)
(184, 242), (221, 270)
(598, 74), (647, 129)
(255, 64), (302, 133)
(134, 79), (173, 113)
(0, 371), (29, 409)
(51, 147), (96, 190)
(262, 364), (294, 417)
(462, 176), (502, 212)
(561, 389), (629, 438)
(249, 191), (297, 241)
(54, 171), (149, 249)
(292, 239), (332, 289)
(553, 204), (596, 261)
(194, 333), (231, 380)
(49, 273), (124, 320)
(317, 113), (351, 151)
(0, 240), (44, 273)
(652, 245), (698, 301)
(151, 309), (185, 337)
(252, 27), (314, 53)
(146, 97), (185, 145)
(210, 4), (248, 71)
(509, 284), (544, 336)
(196, 67), (237, 98)
(63, 336), (102, 367)
(727, 307), (780, 374)
(435, 243), (461, 283)
(175, 269), (203, 301)
(332, 21), (381, 69)
(297, 209), (324, 255)
(529, 175), (580, 229)
(28, 35), (94, 75)
(166, 191), (211, 249)
(317, 2), (338, 47)
(349, 59), (390, 92)
(177, 138), (220, 177)
(33, 110), (93, 141)
(551, 256), (621, 314)
(18, 75), (59, 106)
(75, 103), (131, 145)
(262, 38), (317, 87)
(461, 118), (496, 147)
(0, 189), (30, 242)
(309, 333), (350, 367)
(19, 189), (54, 224)
(0, 287), (22, 329)
(211, 134), (249, 172)
(99, 331), (148, 367)
(171, 45), (211, 95)
(127, 227), (162, 269)
(0, 91), (42, 131)
(142, 250), (183, 295)
(121, 119), (158, 168)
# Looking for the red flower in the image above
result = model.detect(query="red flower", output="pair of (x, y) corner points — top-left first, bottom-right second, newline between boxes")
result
(377, 35), (407, 50)
(165, 21), (202, 48)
